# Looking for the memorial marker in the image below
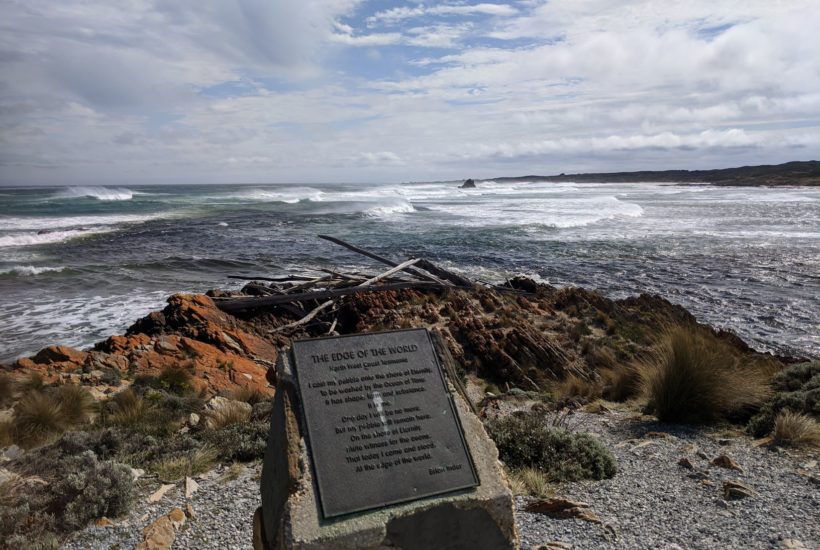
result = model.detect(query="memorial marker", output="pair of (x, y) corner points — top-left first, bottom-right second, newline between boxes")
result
(291, 328), (479, 518)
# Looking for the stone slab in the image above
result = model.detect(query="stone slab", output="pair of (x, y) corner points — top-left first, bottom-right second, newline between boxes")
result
(291, 329), (479, 518)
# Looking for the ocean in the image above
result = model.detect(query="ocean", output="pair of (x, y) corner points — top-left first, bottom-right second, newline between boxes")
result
(1, 181), (818, 362)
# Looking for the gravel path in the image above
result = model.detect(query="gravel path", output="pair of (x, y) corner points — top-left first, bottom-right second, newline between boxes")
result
(64, 411), (818, 549)
(516, 411), (819, 550)
(65, 463), (261, 550)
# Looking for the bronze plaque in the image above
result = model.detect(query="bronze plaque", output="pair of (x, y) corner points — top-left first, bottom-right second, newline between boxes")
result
(291, 328), (479, 518)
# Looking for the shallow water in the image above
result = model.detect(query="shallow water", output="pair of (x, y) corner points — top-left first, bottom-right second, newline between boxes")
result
(1, 181), (818, 361)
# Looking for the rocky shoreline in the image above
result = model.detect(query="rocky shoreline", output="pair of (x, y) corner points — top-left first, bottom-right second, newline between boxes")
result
(1, 278), (817, 549)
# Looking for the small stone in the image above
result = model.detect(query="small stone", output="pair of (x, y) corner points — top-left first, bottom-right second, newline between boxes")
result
(536, 543), (572, 550)
(94, 517), (114, 527)
(185, 476), (199, 498)
(130, 467), (145, 481)
(715, 499), (730, 509)
(711, 454), (744, 473)
(723, 480), (756, 500)
(687, 471), (709, 480)
(802, 460), (817, 470)
(2, 445), (23, 461)
(137, 515), (175, 550)
(780, 539), (807, 549)
(185, 504), (196, 520)
(188, 412), (200, 427)
(717, 438), (733, 445)
(678, 457), (694, 470)
(147, 483), (176, 503)
(167, 507), (186, 529)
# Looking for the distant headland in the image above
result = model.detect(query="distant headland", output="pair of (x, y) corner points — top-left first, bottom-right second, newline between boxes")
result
(478, 160), (820, 187)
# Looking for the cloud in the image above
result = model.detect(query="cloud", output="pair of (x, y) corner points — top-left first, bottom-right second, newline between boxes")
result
(0, 0), (818, 184)
(367, 3), (517, 26)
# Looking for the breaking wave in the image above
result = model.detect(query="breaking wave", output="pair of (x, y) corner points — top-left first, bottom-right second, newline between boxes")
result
(52, 186), (136, 201)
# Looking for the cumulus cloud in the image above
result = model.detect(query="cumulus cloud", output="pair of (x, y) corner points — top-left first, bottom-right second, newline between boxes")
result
(0, 0), (818, 184)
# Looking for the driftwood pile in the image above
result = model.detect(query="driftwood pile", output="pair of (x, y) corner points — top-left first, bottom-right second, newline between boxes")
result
(213, 235), (513, 335)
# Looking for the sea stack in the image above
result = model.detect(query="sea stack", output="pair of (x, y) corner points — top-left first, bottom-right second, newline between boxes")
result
(460, 178), (476, 188)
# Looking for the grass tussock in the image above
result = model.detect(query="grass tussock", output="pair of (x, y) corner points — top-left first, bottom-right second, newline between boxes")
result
(639, 326), (770, 424)
(55, 385), (95, 425)
(486, 412), (616, 482)
(105, 389), (147, 426)
(772, 410), (820, 448)
(0, 419), (13, 447)
(554, 373), (602, 403)
(150, 445), (219, 482)
(18, 372), (45, 393)
(0, 373), (17, 408)
(230, 386), (270, 406)
(600, 363), (642, 402)
(203, 400), (251, 430)
(12, 391), (65, 449)
(507, 467), (553, 498)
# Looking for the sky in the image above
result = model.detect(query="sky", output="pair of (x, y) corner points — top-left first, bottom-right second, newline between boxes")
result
(0, 0), (819, 185)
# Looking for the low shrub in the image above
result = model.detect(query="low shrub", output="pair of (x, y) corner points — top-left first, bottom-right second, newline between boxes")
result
(639, 326), (769, 423)
(200, 420), (269, 461)
(12, 391), (65, 449)
(0, 419), (12, 447)
(2, 448), (133, 548)
(50, 451), (133, 531)
(156, 366), (194, 396)
(486, 413), (616, 482)
(772, 410), (820, 448)
(747, 361), (819, 437)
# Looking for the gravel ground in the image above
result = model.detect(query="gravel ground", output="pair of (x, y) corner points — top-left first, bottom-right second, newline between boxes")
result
(64, 411), (818, 549)
(516, 411), (819, 550)
(64, 463), (261, 550)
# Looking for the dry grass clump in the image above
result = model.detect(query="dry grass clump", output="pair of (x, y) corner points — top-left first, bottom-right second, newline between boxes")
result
(554, 373), (602, 402)
(151, 445), (219, 482)
(0, 373), (17, 408)
(11, 391), (65, 449)
(106, 389), (147, 426)
(203, 400), (251, 430)
(772, 410), (820, 448)
(639, 326), (769, 424)
(507, 467), (553, 498)
(55, 384), (95, 425)
(0, 419), (13, 447)
(18, 372), (45, 393)
(230, 386), (270, 406)
(600, 363), (642, 402)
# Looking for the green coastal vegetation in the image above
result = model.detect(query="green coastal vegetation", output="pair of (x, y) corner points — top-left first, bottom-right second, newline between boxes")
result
(481, 160), (820, 186)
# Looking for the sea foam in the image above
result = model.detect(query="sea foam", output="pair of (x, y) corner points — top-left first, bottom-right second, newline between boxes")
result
(53, 186), (135, 201)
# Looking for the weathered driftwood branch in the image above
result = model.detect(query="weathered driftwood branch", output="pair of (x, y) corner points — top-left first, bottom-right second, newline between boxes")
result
(269, 299), (335, 333)
(228, 275), (316, 282)
(214, 281), (444, 313)
(317, 235), (446, 284)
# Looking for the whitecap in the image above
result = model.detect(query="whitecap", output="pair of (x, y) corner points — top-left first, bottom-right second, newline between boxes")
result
(364, 200), (416, 217)
(52, 186), (135, 201)
(0, 228), (112, 248)
(0, 265), (67, 276)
